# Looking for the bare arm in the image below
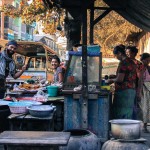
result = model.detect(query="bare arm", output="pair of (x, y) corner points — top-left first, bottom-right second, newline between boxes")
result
(13, 65), (27, 79)
(58, 72), (63, 83)
(107, 73), (125, 84)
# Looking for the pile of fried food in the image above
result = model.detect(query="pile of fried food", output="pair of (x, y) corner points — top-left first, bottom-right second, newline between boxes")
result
(19, 83), (40, 90)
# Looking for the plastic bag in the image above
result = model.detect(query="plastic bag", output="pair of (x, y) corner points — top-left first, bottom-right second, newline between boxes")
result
(34, 90), (48, 102)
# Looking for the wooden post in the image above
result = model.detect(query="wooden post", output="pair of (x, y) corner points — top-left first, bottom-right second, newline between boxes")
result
(1, 0), (4, 39)
(90, 2), (94, 44)
(81, 0), (88, 129)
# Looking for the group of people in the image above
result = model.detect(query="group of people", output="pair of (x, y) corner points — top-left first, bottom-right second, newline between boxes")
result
(1, 40), (150, 132)
(0, 40), (64, 97)
(107, 44), (150, 132)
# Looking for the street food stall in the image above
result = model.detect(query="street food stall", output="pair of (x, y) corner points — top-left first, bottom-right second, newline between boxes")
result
(5, 41), (57, 83)
(0, 41), (64, 131)
(62, 45), (111, 142)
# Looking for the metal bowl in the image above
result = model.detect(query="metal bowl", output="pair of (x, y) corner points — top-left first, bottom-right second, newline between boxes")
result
(27, 105), (54, 117)
(109, 119), (142, 140)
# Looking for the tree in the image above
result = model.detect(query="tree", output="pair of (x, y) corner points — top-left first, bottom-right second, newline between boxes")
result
(0, 0), (141, 55)
(0, 0), (64, 35)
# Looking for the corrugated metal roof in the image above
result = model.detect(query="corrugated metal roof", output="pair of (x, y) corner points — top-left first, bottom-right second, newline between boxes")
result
(104, 0), (150, 31)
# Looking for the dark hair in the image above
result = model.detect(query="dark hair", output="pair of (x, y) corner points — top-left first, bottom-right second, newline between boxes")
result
(113, 44), (125, 55)
(51, 55), (60, 64)
(7, 40), (18, 47)
(73, 44), (82, 47)
(140, 53), (150, 61)
(126, 46), (138, 54)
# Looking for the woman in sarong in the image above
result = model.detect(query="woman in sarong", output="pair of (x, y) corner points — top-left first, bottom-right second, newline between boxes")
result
(107, 45), (137, 119)
(139, 53), (150, 132)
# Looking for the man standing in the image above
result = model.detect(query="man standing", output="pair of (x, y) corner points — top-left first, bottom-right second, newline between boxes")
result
(0, 40), (27, 98)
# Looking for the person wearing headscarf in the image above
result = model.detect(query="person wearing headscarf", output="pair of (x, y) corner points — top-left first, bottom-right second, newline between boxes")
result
(107, 44), (137, 119)
(139, 53), (150, 132)
(0, 40), (27, 99)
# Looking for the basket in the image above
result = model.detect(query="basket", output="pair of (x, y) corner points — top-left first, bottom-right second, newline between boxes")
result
(8, 102), (32, 114)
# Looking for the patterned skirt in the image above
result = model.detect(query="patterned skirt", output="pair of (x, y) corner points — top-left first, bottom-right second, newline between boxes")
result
(112, 89), (136, 119)
(140, 82), (150, 123)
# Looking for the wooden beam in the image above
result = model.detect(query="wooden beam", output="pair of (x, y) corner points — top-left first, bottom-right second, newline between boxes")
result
(93, 9), (112, 25)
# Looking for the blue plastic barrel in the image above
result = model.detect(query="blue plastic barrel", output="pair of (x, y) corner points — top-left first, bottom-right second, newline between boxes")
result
(47, 86), (58, 97)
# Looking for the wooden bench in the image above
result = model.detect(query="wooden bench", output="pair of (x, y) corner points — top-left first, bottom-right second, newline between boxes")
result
(8, 113), (55, 131)
(0, 131), (70, 150)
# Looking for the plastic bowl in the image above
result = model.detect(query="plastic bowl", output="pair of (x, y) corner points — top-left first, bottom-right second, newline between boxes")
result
(27, 105), (54, 117)
(0, 100), (11, 106)
(19, 100), (42, 106)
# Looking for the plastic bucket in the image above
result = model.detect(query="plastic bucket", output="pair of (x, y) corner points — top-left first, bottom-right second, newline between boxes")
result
(47, 86), (58, 97)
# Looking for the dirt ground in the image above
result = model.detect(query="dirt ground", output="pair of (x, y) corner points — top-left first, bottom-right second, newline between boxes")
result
(0, 125), (150, 149)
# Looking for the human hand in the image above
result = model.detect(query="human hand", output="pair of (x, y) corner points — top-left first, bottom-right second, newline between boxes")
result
(106, 79), (114, 84)
(21, 64), (27, 72)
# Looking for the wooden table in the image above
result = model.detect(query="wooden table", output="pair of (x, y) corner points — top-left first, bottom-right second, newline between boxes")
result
(8, 112), (55, 131)
(0, 131), (70, 150)
(46, 96), (64, 131)
(47, 96), (64, 102)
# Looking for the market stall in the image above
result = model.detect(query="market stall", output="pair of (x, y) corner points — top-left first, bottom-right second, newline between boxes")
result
(0, 41), (62, 132)
(62, 46), (111, 142)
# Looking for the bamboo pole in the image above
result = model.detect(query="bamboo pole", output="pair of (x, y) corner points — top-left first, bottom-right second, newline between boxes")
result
(1, 0), (4, 39)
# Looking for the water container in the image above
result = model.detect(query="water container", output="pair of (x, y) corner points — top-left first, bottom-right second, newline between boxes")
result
(47, 86), (58, 97)
(87, 45), (100, 53)
(102, 140), (149, 150)
(59, 129), (101, 150)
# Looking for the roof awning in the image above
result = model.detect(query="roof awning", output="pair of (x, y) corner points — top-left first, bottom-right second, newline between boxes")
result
(0, 40), (57, 56)
(104, 0), (150, 31)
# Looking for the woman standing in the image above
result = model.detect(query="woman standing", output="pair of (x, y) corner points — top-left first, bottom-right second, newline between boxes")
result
(107, 45), (137, 119)
(139, 53), (150, 132)
(125, 46), (144, 93)
(51, 55), (64, 85)
(125, 46), (144, 119)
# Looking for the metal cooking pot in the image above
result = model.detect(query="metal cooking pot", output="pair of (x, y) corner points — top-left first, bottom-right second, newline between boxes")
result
(109, 119), (142, 140)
